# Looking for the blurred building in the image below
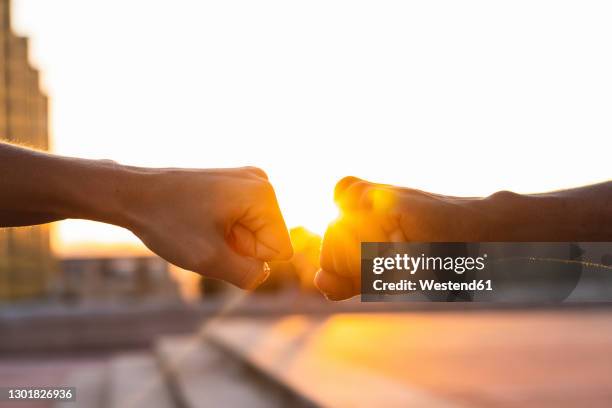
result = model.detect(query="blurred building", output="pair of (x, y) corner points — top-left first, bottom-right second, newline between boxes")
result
(0, 0), (56, 300)
(59, 256), (180, 302)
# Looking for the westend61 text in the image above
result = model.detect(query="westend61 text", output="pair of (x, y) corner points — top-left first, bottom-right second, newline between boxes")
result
(373, 279), (493, 292)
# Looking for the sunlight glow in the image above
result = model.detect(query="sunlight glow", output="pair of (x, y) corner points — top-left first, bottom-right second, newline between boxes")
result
(12, 0), (612, 254)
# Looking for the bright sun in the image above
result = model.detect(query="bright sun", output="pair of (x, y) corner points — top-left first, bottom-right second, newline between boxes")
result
(19, 0), (610, 256)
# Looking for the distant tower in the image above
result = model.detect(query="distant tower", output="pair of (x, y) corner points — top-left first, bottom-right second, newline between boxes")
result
(0, 0), (56, 300)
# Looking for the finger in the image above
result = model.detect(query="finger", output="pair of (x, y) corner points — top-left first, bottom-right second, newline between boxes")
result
(259, 199), (293, 261)
(319, 213), (389, 300)
(234, 213), (293, 261)
(323, 217), (360, 279)
(336, 176), (404, 215)
(320, 221), (340, 274)
(229, 223), (258, 259)
(314, 269), (357, 300)
(334, 176), (379, 212)
(234, 184), (293, 261)
(334, 176), (367, 210)
(203, 243), (269, 290)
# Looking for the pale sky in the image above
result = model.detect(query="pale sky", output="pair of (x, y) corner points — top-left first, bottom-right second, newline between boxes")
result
(11, 0), (612, 255)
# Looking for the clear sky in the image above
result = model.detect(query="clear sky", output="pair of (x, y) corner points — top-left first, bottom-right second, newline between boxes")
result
(12, 0), (612, 255)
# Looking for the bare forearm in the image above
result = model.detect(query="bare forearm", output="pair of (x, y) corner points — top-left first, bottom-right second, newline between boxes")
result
(0, 142), (141, 228)
(319, 177), (612, 300)
(480, 181), (612, 241)
(0, 142), (293, 289)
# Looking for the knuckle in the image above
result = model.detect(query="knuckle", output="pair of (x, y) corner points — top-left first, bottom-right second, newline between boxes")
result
(242, 166), (268, 180)
(347, 181), (369, 199)
(334, 176), (360, 197)
(255, 179), (277, 200)
(335, 177), (371, 208)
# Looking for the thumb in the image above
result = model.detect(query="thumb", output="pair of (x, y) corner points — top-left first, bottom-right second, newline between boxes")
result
(229, 186), (293, 261)
(229, 220), (292, 262)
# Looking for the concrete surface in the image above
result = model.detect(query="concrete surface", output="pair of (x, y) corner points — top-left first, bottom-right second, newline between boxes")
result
(205, 310), (612, 407)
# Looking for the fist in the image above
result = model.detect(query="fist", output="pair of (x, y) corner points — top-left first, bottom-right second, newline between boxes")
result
(315, 176), (483, 300)
(126, 166), (293, 289)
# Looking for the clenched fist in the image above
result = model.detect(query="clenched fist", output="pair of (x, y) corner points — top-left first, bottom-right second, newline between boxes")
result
(125, 167), (293, 289)
(315, 176), (488, 300)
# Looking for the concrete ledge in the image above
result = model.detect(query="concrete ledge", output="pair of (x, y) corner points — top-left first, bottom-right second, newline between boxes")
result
(204, 317), (461, 408)
(108, 352), (173, 408)
(156, 335), (312, 408)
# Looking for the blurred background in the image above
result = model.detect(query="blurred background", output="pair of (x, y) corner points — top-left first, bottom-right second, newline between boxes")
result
(1, 0), (611, 407)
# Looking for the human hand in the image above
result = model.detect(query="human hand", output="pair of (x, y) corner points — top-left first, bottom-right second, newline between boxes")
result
(123, 166), (293, 289)
(315, 176), (486, 300)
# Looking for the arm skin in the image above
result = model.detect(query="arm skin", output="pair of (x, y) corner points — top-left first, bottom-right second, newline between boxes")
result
(316, 176), (612, 300)
(0, 142), (293, 289)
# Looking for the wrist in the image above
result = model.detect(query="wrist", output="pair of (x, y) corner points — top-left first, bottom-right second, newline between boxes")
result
(477, 190), (567, 241)
(59, 159), (153, 230)
(95, 163), (157, 231)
